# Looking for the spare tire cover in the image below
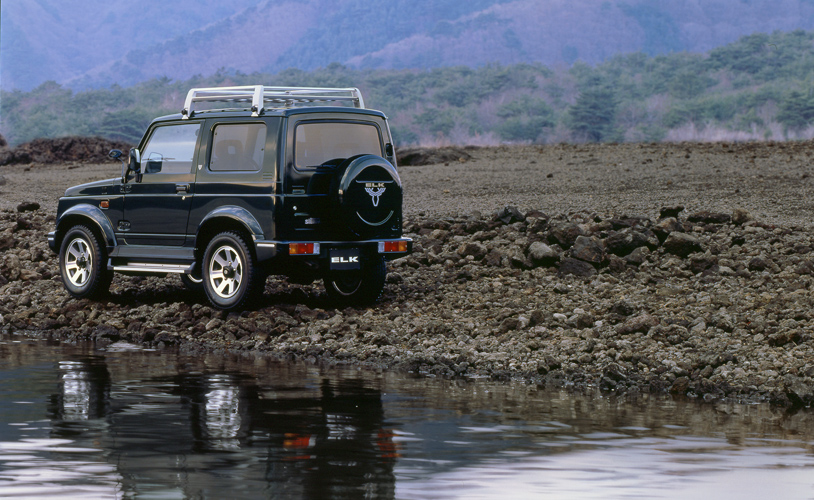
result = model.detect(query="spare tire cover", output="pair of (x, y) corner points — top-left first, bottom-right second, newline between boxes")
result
(335, 155), (402, 238)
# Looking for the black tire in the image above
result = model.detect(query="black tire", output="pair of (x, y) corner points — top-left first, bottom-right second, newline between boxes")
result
(331, 155), (402, 239)
(202, 231), (260, 310)
(323, 256), (386, 306)
(180, 272), (204, 293)
(59, 225), (111, 299)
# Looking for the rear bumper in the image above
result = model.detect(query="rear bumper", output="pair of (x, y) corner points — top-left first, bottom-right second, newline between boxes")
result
(254, 237), (412, 262)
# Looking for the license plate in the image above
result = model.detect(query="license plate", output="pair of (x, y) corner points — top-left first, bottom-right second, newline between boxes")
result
(329, 248), (360, 270)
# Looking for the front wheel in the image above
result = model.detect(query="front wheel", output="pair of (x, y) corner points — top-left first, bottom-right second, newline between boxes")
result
(59, 225), (111, 299)
(202, 232), (260, 310)
(323, 256), (386, 306)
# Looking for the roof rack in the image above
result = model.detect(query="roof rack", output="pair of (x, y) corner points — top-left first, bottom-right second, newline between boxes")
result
(181, 85), (365, 118)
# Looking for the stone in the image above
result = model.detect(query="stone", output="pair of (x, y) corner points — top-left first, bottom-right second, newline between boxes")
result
(16, 201), (40, 213)
(506, 245), (531, 269)
(687, 211), (731, 224)
(748, 256), (771, 272)
(689, 252), (717, 274)
(547, 222), (584, 249)
(528, 309), (546, 327)
(663, 232), (704, 257)
(0, 233), (15, 252)
(670, 376), (690, 394)
(569, 235), (605, 265)
(557, 257), (596, 277)
(498, 317), (520, 334)
(527, 241), (560, 267)
(205, 318), (223, 331)
(731, 208), (753, 225)
(458, 241), (487, 260)
(784, 375), (814, 406)
(5, 254), (21, 280)
(19, 269), (41, 281)
(484, 248), (503, 267)
(14, 217), (33, 232)
(494, 206), (525, 224)
(94, 324), (120, 340)
(659, 206), (684, 218)
(653, 217), (682, 243)
(624, 247), (649, 266)
(616, 314), (659, 334)
(605, 229), (653, 256)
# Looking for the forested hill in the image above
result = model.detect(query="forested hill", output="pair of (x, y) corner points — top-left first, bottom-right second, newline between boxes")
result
(4, 0), (814, 91)
(4, 30), (814, 148)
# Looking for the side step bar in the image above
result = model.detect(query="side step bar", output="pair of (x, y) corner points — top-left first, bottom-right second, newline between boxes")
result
(108, 261), (194, 274)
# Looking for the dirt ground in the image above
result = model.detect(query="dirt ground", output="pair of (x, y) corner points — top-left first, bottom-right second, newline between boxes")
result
(2, 141), (813, 227)
(5, 141), (814, 407)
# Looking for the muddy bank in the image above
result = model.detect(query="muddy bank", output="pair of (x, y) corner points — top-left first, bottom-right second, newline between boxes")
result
(0, 136), (133, 166)
(3, 202), (814, 408)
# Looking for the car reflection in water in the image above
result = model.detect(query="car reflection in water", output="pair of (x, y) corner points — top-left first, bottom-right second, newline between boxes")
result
(47, 355), (398, 499)
(53, 359), (111, 422)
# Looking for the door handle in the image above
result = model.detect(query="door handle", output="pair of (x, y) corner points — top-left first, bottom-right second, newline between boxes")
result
(176, 184), (190, 193)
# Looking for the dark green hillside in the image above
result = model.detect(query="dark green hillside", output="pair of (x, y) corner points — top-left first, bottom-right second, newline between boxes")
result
(3, 30), (814, 148)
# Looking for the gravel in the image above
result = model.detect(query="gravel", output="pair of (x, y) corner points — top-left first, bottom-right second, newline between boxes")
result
(2, 141), (814, 408)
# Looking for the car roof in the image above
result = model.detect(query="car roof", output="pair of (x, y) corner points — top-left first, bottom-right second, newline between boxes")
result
(152, 106), (387, 124)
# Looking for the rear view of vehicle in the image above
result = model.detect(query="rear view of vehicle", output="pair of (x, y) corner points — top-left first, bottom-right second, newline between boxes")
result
(47, 85), (412, 310)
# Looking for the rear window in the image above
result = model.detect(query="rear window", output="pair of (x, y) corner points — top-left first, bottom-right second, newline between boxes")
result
(295, 121), (382, 169)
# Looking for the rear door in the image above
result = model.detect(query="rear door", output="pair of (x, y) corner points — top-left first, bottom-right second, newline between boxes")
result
(188, 119), (275, 236)
(122, 121), (202, 246)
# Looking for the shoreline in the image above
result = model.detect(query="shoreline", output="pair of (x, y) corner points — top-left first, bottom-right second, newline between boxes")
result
(3, 141), (814, 408)
(3, 205), (814, 408)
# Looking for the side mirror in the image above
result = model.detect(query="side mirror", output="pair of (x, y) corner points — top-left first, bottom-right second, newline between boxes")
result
(127, 148), (142, 183)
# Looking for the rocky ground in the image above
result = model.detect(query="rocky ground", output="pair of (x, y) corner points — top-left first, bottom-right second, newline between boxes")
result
(2, 141), (814, 408)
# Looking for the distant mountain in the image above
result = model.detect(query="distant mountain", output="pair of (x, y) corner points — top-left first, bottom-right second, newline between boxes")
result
(4, 0), (814, 91)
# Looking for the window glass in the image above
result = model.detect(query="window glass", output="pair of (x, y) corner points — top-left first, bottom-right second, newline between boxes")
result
(210, 123), (266, 171)
(141, 123), (200, 175)
(295, 122), (381, 169)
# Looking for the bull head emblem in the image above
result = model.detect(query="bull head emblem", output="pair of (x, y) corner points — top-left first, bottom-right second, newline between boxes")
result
(365, 186), (386, 207)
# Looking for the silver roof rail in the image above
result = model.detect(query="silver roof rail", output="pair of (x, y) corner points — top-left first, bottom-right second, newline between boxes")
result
(181, 85), (365, 119)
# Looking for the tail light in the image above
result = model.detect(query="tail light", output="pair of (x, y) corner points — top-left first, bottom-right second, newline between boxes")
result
(289, 243), (320, 255)
(378, 240), (408, 253)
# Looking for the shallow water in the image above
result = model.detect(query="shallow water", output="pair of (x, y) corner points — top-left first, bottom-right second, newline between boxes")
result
(1, 335), (813, 499)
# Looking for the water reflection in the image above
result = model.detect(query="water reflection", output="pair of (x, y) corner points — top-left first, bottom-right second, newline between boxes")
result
(41, 349), (396, 498)
(1, 336), (814, 499)
(54, 359), (111, 421)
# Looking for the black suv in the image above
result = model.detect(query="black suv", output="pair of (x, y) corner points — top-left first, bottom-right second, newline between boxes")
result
(47, 86), (412, 310)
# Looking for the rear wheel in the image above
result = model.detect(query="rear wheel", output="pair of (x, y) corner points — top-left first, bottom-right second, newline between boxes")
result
(323, 256), (386, 306)
(59, 225), (111, 299)
(202, 231), (260, 310)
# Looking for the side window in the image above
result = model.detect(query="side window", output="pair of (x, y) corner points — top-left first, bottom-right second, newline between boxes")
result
(141, 123), (200, 175)
(210, 123), (266, 172)
(294, 122), (382, 169)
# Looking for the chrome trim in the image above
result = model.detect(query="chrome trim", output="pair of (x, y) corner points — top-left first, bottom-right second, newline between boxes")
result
(110, 262), (193, 274)
(356, 210), (393, 227)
